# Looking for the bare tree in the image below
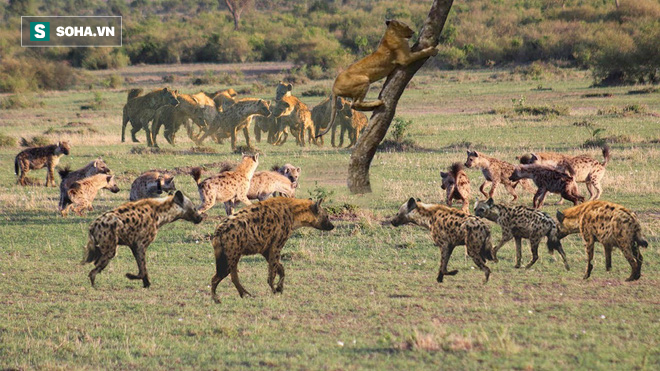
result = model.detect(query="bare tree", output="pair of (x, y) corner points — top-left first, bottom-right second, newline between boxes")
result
(223, 0), (254, 31)
(347, 0), (455, 194)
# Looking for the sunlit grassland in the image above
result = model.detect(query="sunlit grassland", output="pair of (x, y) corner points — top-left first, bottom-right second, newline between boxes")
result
(0, 66), (658, 369)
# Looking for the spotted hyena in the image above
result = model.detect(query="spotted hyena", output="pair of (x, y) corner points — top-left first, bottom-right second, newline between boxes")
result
(510, 164), (583, 208)
(83, 191), (205, 288)
(522, 145), (610, 202)
(58, 158), (112, 211)
(15, 141), (71, 187)
(464, 150), (535, 201)
(474, 198), (569, 270)
(440, 162), (471, 213)
(272, 163), (301, 188)
(391, 198), (494, 284)
(210, 197), (334, 302)
(224, 170), (296, 215)
(60, 174), (120, 217)
(130, 171), (176, 201)
(191, 154), (259, 214)
(556, 201), (648, 281)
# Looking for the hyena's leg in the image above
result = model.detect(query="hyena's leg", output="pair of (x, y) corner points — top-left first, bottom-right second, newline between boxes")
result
(436, 243), (458, 283)
(197, 192), (217, 213)
(88, 247), (117, 287)
(504, 182), (518, 202)
(223, 201), (236, 216)
(267, 247), (286, 294)
(583, 236), (595, 280)
(525, 237), (541, 269)
(230, 263), (251, 298)
(604, 244), (614, 271)
(492, 229), (514, 263)
(533, 188), (547, 209)
(466, 241), (491, 284)
(46, 162), (57, 187)
(130, 121), (141, 143)
(514, 237), (523, 268)
(621, 244), (642, 281)
(478, 182), (488, 199)
(554, 240), (570, 271)
(126, 243), (151, 288)
(243, 127), (252, 149)
(488, 180), (501, 200)
(211, 247), (230, 303)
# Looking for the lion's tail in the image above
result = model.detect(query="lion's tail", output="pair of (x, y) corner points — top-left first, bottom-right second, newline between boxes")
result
(316, 94), (338, 138)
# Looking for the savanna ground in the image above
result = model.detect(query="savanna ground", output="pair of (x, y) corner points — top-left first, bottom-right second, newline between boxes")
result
(1, 64), (659, 370)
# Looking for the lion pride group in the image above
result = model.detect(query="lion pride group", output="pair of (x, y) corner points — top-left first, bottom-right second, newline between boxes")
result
(120, 82), (368, 152)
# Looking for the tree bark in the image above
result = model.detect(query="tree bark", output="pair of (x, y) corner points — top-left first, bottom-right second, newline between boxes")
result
(347, 0), (455, 194)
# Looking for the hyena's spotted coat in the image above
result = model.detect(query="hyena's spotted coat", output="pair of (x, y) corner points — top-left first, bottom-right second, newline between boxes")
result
(83, 191), (204, 288)
(192, 154), (259, 214)
(391, 198), (494, 284)
(211, 197), (334, 302)
(15, 141), (71, 187)
(440, 162), (471, 213)
(58, 158), (112, 210)
(510, 164), (584, 208)
(60, 174), (120, 216)
(464, 150), (535, 201)
(474, 198), (569, 270)
(130, 171), (176, 201)
(557, 201), (648, 281)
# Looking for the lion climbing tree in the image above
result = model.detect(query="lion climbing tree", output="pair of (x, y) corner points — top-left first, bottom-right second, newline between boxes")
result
(347, 0), (454, 194)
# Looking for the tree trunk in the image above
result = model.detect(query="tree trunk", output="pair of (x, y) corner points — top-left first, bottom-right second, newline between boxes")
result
(347, 0), (455, 194)
(232, 10), (242, 30)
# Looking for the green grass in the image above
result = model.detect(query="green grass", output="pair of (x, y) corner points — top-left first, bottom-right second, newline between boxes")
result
(0, 66), (658, 370)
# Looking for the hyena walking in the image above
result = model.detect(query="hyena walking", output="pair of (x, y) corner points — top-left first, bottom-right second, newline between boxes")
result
(211, 198), (334, 302)
(464, 151), (535, 201)
(15, 141), (71, 187)
(557, 201), (648, 281)
(191, 154), (259, 214)
(474, 198), (569, 270)
(83, 191), (204, 288)
(130, 171), (176, 201)
(510, 164), (583, 208)
(391, 198), (494, 284)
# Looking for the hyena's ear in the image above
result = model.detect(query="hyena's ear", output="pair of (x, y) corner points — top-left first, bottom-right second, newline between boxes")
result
(311, 198), (324, 214)
(173, 190), (185, 207)
(157, 178), (163, 192)
(530, 153), (539, 162)
(407, 197), (417, 211)
(252, 153), (259, 162)
(106, 175), (113, 183)
(556, 210), (565, 224)
(440, 171), (448, 178)
(487, 198), (494, 206)
(286, 83), (293, 92)
(385, 19), (391, 26)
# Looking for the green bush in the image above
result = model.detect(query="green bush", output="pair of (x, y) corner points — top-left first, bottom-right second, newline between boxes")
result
(0, 58), (75, 93)
(0, 94), (44, 110)
(0, 133), (17, 147)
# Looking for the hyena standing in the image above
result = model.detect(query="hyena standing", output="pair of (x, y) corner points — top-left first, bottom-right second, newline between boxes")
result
(58, 158), (112, 210)
(191, 154), (259, 214)
(83, 191), (204, 288)
(211, 198), (334, 302)
(440, 162), (471, 213)
(522, 145), (610, 202)
(391, 198), (494, 284)
(510, 164), (583, 208)
(474, 198), (569, 270)
(15, 141), (71, 187)
(464, 151), (535, 201)
(556, 201), (648, 281)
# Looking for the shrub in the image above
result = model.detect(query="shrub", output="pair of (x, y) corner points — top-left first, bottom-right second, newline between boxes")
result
(301, 85), (331, 97)
(20, 136), (50, 147)
(80, 48), (130, 70)
(0, 94), (44, 110)
(0, 133), (17, 147)
(102, 74), (123, 89)
(0, 58), (75, 93)
(391, 117), (413, 144)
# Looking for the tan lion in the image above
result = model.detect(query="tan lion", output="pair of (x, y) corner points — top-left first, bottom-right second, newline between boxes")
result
(317, 19), (438, 138)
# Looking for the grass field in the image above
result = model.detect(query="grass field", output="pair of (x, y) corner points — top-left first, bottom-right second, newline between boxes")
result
(1, 65), (659, 370)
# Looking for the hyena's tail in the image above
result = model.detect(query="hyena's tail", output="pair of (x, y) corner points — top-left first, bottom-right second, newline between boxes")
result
(82, 215), (121, 264)
(190, 167), (203, 185)
(601, 145), (611, 167)
(57, 165), (72, 180)
(546, 223), (563, 254)
(480, 233), (495, 261)
(635, 229), (648, 248)
(14, 156), (18, 175)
